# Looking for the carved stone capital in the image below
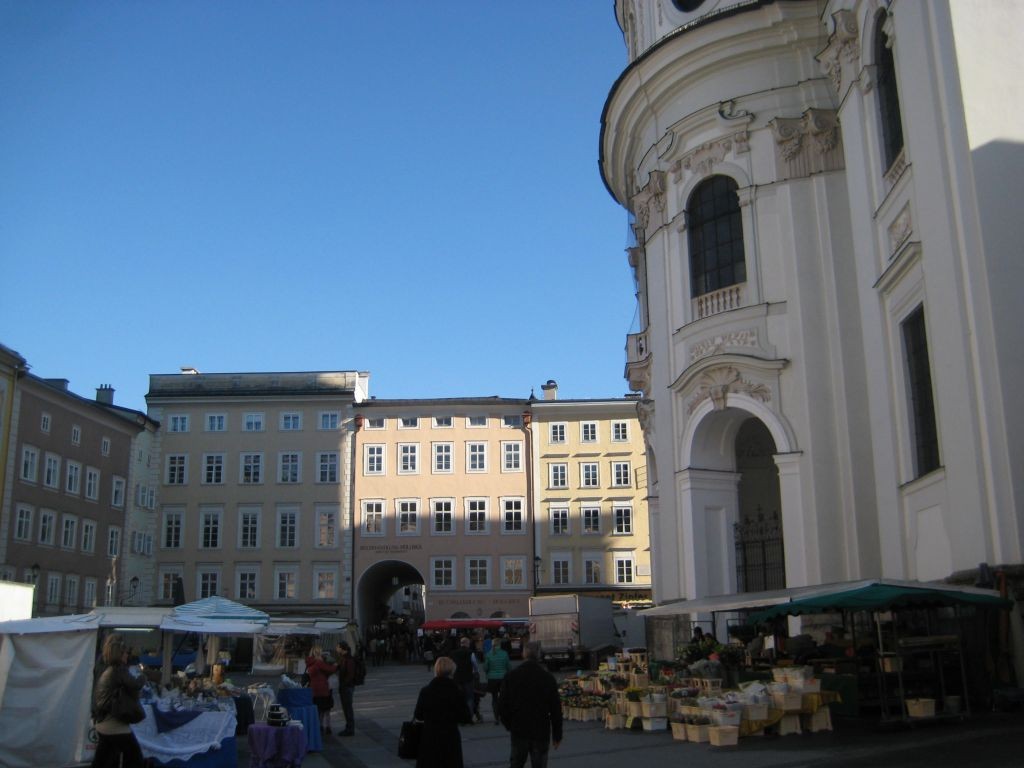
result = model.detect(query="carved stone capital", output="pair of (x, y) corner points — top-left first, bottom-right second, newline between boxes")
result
(770, 108), (844, 179)
(816, 9), (860, 95)
(631, 170), (667, 239)
(770, 118), (805, 160)
(688, 366), (772, 414)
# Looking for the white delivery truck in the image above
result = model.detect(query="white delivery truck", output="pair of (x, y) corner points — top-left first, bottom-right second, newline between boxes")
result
(528, 594), (621, 670)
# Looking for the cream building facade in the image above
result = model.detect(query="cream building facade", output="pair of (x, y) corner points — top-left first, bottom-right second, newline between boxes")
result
(529, 382), (652, 606)
(602, 0), (1023, 665)
(146, 370), (368, 617)
(352, 398), (533, 626)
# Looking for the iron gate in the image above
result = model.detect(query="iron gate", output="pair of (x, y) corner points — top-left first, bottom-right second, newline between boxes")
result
(734, 511), (786, 592)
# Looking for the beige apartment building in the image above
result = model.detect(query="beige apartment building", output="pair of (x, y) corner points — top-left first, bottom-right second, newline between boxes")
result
(352, 398), (533, 626)
(1, 374), (154, 615)
(530, 381), (652, 606)
(146, 370), (368, 618)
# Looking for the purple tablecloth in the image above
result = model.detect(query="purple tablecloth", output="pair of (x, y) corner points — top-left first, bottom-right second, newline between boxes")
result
(246, 724), (307, 768)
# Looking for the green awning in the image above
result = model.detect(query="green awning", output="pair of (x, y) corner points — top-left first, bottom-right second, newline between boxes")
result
(748, 582), (1012, 623)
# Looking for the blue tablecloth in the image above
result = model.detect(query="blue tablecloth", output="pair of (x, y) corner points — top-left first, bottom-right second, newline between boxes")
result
(152, 737), (236, 768)
(275, 689), (312, 709)
(247, 724), (306, 768)
(287, 705), (321, 752)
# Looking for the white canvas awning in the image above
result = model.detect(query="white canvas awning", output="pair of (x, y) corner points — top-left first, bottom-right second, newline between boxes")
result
(160, 616), (267, 635)
(173, 596), (269, 624)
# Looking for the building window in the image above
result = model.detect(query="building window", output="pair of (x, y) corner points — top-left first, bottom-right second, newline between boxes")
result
(158, 570), (181, 602)
(366, 417), (385, 429)
(364, 444), (385, 475)
(319, 411), (340, 430)
(243, 412), (264, 432)
(318, 452), (339, 483)
(65, 461), (82, 495)
(47, 573), (61, 605)
(240, 454), (263, 484)
(39, 509), (56, 545)
(467, 415), (487, 428)
(582, 507), (601, 534)
(902, 305), (940, 477)
(66, 575), (80, 609)
(198, 570), (219, 599)
(503, 414), (523, 428)
(15, 505), (33, 541)
(399, 444), (419, 474)
(584, 558), (602, 585)
(166, 455), (187, 485)
(100, 437), (110, 456)
(83, 578), (97, 609)
(280, 412), (302, 431)
(502, 441), (522, 471)
(398, 499), (419, 535)
(581, 422), (597, 443)
(400, 416), (419, 429)
(85, 467), (100, 500)
(107, 526), (121, 557)
(20, 445), (39, 482)
(279, 452), (301, 484)
(61, 514), (78, 549)
(433, 416), (453, 428)
(432, 558), (454, 589)
(688, 175), (746, 297)
(502, 557), (525, 588)
(82, 520), (96, 553)
(237, 569), (258, 600)
(552, 557), (571, 586)
(614, 506), (633, 535)
(277, 507), (298, 548)
(612, 421), (629, 442)
(467, 442), (487, 472)
(467, 558), (489, 588)
(111, 476), (125, 508)
(163, 508), (183, 549)
(193, 509), (217, 550)
(204, 454), (225, 484)
(615, 556), (635, 584)
(169, 414), (189, 433)
(433, 499), (454, 534)
(875, 13), (904, 172)
(205, 413), (226, 432)
(612, 461), (632, 487)
(466, 498), (488, 534)
(238, 507), (260, 549)
(502, 498), (524, 533)
(43, 453), (60, 489)
(316, 504), (338, 548)
(433, 443), (452, 473)
(362, 500), (384, 536)
(549, 423), (566, 444)
(71, 424), (81, 445)
(40, 412), (51, 433)
(314, 567), (337, 599)
(580, 462), (599, 488)
(549, 463), (567, 489)
(550, 507), (569, 535)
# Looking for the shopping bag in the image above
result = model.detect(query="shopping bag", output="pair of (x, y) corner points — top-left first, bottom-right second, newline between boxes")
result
(397, 720), (422, 759)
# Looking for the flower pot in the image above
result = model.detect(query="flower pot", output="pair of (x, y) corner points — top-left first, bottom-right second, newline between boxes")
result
(670, 722), (688, 741)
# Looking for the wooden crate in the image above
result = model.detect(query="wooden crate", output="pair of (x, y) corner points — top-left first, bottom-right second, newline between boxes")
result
(708, 726), (739, 747)
(772, 691), (803, 711)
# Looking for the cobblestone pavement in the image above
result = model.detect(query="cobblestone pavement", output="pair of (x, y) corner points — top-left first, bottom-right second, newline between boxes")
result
(236, 663), (1024, 768)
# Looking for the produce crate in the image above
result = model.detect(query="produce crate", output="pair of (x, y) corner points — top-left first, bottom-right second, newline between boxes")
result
(641, 702), (668, 718)
(772, 691), (803, 711)
(708, 726), (739, 747)
(696, 678), (723, 694)
(606, 713), (628, 730)
(793, 679), (821, 693)
(712, 709), (741, 727)
(802, 707), (832, 732)
(670, 722), (688, 741)
(906, 698), (936, 718)
(641, 717), (667, 731)
(742, 703), (768, 721)
(630, 673), (650, 688)
(685, 723), (709, 743)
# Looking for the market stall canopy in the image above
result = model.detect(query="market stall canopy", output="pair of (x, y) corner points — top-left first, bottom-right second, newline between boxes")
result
(748, 580), (1013, 623)
(421, 618), (527, 631)
(0, 613), (99, 635)
(172, 596), (269, 625)
(638, 583), (841, 617)
(160, 615), (268, 635)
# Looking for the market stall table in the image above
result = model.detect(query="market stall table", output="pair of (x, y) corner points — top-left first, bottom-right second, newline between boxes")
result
(132, 705), (237, 768)
(275, 688), (321, 752)
(247, 723), (307, 768)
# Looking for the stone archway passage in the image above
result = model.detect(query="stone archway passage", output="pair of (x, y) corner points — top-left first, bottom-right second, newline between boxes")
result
(356, 559), (425, 635)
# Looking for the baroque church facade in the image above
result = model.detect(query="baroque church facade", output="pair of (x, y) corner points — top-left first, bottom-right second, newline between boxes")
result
(601, 0), (1023, 658)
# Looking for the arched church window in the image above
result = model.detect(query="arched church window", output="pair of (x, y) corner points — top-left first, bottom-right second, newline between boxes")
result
(687, 175), (746, 297)
(875, 13), (904, 171)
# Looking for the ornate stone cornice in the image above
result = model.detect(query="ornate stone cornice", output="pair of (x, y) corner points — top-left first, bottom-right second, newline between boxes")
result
(631, 171), (667, 241)
(687, 366), (772, 414)
(689, 329), (760, 364)
(816, 9), (860, 96)
(669, 131), (748, 185)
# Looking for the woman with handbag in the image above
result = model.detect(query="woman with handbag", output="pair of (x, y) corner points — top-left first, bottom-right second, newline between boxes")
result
(410, 656), (471, 767)
(91, 633), (146, 768)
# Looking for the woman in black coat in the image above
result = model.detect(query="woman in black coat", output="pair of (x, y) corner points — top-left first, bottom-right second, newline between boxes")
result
(413, 656), (471, 768)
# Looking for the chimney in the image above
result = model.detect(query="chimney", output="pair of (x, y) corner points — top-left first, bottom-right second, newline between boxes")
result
(96, 385), (115, 405)
(541, 379), (558, 401)
(44, 378), (70, 392)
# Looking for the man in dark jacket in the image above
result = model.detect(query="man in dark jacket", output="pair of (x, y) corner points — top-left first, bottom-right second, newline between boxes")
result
(451, 636), (479, 721)
(499, 641), (562, 768)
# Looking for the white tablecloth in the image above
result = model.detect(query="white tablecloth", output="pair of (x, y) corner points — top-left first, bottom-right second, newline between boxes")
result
(132, 707), (237, 763)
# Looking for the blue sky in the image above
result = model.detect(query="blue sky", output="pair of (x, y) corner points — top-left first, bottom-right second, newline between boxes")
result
(0, 1), (634, 412)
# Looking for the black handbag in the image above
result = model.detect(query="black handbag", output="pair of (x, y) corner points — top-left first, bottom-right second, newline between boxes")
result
(397, 719), (422, 759)
(112, 685), (146, 725)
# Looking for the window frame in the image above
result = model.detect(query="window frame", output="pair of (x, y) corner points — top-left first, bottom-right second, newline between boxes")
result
(431, 498), (455, 536)
(687, 174), (746, 297)
(465, 498), (489, 535)
(205, 413), (227, 432)
(364, 444), (385, 475)
(501, 497), (525, 535)
(501, 441), (522, 472)
(397, 498), (420, 536)
(361, 499), (385, 536)
(20, 445), (39, 483)
(317, 451), (340, 483)
(238, 506), (261, 549)
(278, 451), (301, 484)
(466, 441), (487, 472)
(203, 453), (225, 485)
(239, 453), (264, 484)
(431, 557), (455, 590)
(432, 442), (452, 474)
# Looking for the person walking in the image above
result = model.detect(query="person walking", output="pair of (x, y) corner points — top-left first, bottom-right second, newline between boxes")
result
(451, 636), (479, 722)
(91, 633), (145, 768)
(413, 656), (472, 768)
(484, 639), (511, 724)
(334, 641), (356, 736)
(499, 641), (563, 768)
(304, 646), (337, 735)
